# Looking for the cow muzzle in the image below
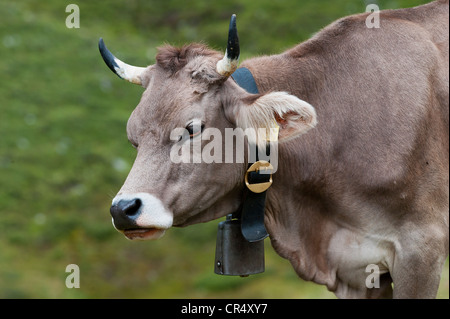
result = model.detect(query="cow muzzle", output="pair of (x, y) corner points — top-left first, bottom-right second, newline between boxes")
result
(110, 193), (173, 240)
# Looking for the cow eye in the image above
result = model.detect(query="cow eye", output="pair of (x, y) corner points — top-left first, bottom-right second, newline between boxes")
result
(186, 120), (204, 139)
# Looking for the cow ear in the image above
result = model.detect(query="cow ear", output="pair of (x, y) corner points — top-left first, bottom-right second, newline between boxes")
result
(235, 91), (317, 146)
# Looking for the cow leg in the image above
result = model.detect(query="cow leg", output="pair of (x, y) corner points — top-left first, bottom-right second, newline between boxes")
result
(391, 228), (448, 299)
(391, 255), (445, 298)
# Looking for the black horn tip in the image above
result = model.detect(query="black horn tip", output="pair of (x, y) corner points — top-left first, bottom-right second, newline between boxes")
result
(230, 14), (237, 27)
(226, 14), (240, 60)
(98, 37), (122, 79)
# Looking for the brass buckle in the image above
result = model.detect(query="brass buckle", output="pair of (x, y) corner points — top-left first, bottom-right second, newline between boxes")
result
(244, 160), (273, 193)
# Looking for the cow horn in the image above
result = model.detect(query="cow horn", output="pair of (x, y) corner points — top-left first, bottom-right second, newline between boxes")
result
(98, 38), (147, 85)
(216, 14), (240, 77)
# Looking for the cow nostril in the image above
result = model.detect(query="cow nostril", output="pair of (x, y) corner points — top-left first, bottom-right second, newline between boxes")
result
(122, 198), (142, 216)
(110, 198), (142, 219)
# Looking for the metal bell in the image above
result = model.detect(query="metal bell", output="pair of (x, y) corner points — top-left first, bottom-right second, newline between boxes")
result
(214, 215), (265, 276)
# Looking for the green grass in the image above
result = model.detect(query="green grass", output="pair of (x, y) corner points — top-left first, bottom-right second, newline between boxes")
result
(0, 0), (447, 299)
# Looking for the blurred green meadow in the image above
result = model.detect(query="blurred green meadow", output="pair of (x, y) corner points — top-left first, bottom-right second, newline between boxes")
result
(0, 0), (447, 298)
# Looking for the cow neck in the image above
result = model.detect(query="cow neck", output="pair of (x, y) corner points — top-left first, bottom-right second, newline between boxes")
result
(230, 67), (270, 242)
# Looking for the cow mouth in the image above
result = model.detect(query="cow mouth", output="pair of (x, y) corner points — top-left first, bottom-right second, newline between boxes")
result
(122, 228), (166, 240)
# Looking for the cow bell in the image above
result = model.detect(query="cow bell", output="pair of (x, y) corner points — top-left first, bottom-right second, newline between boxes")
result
(214, 214), (265, 277)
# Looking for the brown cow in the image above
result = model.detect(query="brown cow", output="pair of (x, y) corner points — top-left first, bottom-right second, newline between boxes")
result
(100, 1), (449, 298)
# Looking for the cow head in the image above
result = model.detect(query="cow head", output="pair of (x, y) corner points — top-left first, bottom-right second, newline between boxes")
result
(100, 15), (317, 240)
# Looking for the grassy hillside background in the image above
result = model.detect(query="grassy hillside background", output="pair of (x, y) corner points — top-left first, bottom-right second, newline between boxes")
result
(0, 0), (447, 298)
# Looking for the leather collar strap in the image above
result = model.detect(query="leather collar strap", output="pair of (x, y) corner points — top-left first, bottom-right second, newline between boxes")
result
(231, 67), (259, 94)
(231, 67), (270, 242)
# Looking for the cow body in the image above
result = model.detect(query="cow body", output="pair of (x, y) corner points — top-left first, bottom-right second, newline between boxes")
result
(238, 0), (449, 298)
(103, 1), (449, 298)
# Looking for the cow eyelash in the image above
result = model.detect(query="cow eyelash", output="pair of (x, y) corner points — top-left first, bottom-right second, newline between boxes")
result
(176, 120), (205, 142)
(186, 121), (205, 139)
